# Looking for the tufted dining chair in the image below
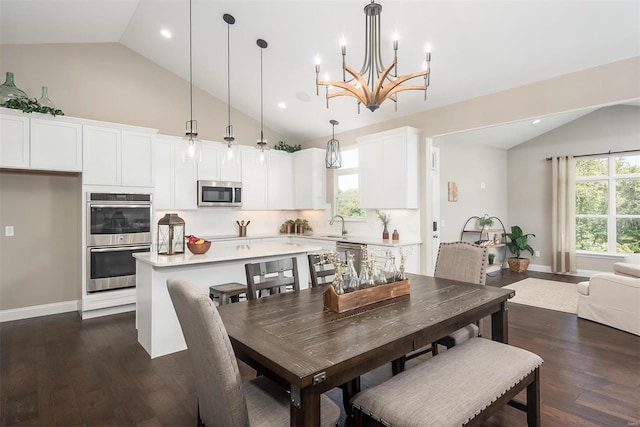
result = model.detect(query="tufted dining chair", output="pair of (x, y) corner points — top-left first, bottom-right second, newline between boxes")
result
(392, 241), (488, 374)
(166, 278), (340, 427)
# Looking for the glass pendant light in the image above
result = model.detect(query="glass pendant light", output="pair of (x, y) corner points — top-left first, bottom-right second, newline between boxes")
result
(325, 119), (342, 169)
(222, 13), (239, 164)
(255, 38), (269, 166)
(182, 0), (201, 162)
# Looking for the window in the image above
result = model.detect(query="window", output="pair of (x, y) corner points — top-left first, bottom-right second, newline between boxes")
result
(575, 153), (640, 254)
(334, 149), (365, 219)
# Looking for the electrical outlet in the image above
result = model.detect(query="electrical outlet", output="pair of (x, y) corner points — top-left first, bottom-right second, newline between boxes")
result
(535, 250), (540, 257)
(5, 226), (14, 237)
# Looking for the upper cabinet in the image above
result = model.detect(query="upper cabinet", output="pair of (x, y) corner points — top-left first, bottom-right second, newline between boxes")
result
(240, 145), (268, 209)
(154, 135), (198, 210)
(357, 127), (420, 209)
(83, 124), (156, 187)
(267, 150), (294, 210)
(198, 140), (242, 182)
(293, 148), (326, 210)
(1, 109), (82, 172)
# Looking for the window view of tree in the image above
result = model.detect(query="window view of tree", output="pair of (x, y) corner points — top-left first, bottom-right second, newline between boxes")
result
(576, 154), (640, 254)
(334, 149), (366, 219)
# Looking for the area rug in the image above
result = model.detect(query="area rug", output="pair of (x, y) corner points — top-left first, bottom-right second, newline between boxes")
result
(503, 278), (579, 314)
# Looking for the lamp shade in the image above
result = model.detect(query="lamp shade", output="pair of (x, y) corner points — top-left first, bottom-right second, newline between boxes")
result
(325, 119), (341, 169)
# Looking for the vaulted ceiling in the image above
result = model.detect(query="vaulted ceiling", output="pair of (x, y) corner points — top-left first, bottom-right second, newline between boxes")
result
(2, 1), (639, 143)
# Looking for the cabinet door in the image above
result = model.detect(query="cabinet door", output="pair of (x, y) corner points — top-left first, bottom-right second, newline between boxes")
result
(121, 131), (154, 187)
(0, 113), (30, 168)
(358, 138), (383, 208)
(153, 137), (174, 209)
(83, 125), (121, 185)
(293, 148), (326, 209)
(198, 141), (221, 181)
(30, 118), (82, 172)
(267, 151), (294, 209)
(219, 145), (242, 182)
(173, 141), (198, 210)
(240, 147), (267, 209)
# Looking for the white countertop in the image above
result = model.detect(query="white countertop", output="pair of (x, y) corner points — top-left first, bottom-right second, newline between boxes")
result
(201, 233), (422, 247)
(134, 242), (321, 267)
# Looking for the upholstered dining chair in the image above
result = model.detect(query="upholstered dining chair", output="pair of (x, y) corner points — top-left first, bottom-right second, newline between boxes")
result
(166, 278), (340, 427)
(244, 257), (300, 300)
(392, 241), (488, 375)
(308, 254), (336, 288)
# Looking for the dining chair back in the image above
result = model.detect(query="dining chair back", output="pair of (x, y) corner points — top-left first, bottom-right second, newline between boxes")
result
(166, 279), (250, 426)
(308, 254), (336, 288)
(245, 257), (300, 300)
(434, 241), (488, 285)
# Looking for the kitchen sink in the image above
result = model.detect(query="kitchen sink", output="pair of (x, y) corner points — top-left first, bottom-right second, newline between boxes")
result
(321, 235), (347, 239)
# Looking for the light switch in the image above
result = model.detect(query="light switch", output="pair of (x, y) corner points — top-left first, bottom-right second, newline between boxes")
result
(480, 182), (486, 189)
(5, 226), (14, 237)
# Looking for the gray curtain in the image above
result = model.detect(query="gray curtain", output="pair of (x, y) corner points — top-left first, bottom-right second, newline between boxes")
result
(551, 156), (577, 274)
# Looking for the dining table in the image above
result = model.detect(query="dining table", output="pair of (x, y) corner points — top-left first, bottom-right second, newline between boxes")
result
(217, 273), (515, 427)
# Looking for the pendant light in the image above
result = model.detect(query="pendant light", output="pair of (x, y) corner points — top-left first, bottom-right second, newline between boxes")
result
(325, 119), (342, 169)
(255, 38), (269, 166)
(182, 0), (201, 162)
(222, 13), (238, 163)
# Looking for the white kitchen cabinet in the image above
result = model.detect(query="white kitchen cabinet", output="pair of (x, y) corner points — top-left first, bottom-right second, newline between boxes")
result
(240, 146), (267, 209)
(1, 110), (82, 171)
(0, 112), (30, 168)
(154, 135), (197, 210)
(83, 124), (155, 187)
(198, 140), (242, 182)
(30, 118), (82, 172)
(267, 150), (294, 209)
(357, 127), (420, 209)
(293, 148), (326, 209)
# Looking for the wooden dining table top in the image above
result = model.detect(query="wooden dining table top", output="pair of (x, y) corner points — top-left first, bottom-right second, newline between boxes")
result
(217, 273), (514, 392)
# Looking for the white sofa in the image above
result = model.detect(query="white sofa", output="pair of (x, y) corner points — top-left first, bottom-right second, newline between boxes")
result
(613, 253), (640, 278)
(577, 272), (640, 336)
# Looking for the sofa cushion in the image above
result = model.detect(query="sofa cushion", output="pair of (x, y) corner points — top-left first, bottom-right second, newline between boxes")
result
(613, 261), (640, 278)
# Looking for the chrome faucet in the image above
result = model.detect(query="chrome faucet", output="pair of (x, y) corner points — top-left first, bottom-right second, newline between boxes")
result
(330, 215), (347, 236)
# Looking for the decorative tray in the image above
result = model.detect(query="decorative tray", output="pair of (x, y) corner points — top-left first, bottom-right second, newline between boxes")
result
(323, 279), (411, 313)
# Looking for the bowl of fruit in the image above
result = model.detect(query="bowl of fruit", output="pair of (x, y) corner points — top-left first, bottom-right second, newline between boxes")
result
(186, 235), (211, 255)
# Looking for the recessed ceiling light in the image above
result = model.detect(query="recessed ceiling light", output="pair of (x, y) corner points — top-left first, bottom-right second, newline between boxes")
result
(532, 119), (541, 124)
(277, 102), (287, 109)
(160, 29), (172, 39)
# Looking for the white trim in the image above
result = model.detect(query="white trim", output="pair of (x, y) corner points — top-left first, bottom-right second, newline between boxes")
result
(577, 251), (627, 260)
(81, 303), (135, 320)
(0, 300), (80, 323)
(528, 263), (605, 279)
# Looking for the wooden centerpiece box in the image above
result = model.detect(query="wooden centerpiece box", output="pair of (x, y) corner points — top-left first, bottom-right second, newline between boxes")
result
(323, 279), (411, 313)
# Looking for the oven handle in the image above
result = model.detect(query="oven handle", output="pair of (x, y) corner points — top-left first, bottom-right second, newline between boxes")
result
(89, 245), (151, 253)
(88, 204), (151, 209)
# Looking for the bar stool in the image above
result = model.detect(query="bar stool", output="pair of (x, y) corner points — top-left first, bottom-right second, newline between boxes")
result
(209, 282), (247, 305)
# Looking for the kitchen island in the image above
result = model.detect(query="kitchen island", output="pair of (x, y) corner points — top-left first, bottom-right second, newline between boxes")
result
(134, 242), (320, 358)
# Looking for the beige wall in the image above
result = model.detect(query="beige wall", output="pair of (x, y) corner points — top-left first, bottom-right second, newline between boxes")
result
(507, 105), (640, 273)
(0, 172), (81, 310)
(0, 43), (287, 144)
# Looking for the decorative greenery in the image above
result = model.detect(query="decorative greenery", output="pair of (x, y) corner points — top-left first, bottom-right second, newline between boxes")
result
(279, 219), (296, 233)
(295, 218), (313, 231)
(1, 97), (64, 116)
(376, 210), (391, 227)
(477, 214), (494, 228)
(274, 140), (301, 153)
(502, 225), (535, 259)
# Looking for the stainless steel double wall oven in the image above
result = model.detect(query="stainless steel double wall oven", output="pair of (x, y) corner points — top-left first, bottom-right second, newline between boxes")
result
(86, 192), (152, 293)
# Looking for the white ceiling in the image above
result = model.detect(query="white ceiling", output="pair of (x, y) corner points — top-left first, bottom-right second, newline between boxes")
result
(1, 0), (639, 143)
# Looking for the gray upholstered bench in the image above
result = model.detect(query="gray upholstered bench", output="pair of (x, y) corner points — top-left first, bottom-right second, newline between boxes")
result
(351, 337), (543, 427)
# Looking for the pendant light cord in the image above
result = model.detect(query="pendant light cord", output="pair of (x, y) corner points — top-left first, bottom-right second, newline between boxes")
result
(227, 21), (231, 131)
(260, 46), (264, 142)
(189, 0), (193, 125)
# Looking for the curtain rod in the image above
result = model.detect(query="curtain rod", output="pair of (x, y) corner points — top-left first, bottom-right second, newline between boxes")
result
(545, 149), (639, 161)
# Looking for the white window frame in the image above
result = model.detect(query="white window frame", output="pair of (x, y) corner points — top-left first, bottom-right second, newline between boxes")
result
(575, 153), (640, 254)
(333, 148), (366, 221)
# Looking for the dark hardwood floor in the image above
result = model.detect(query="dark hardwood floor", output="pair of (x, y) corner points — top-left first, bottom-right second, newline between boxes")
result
(1, 271), (638, 426)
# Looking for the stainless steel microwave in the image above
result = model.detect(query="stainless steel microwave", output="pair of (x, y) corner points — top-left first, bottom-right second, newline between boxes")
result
(198, 181), (242, 207)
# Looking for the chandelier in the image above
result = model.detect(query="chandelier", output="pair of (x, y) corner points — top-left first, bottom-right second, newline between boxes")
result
(315, 0), (431, 112)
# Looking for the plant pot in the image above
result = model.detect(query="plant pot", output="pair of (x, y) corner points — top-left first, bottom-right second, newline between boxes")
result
(507, 257), (530, 273)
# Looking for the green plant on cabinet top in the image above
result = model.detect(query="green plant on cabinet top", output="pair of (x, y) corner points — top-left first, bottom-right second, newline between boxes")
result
(274, 140), (301, 153)
(1, 98), (64, 116)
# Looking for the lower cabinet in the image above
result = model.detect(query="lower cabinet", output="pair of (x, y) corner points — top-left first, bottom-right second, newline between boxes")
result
(154, 135), (197, 210)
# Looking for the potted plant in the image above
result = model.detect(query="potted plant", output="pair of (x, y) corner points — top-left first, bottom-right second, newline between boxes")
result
(279, 219), (296, 234)
(502, 225), (535, 272)
(294, 218), (313, 234)
(376, 210), (391, 239)
(477, 214), (494, 229)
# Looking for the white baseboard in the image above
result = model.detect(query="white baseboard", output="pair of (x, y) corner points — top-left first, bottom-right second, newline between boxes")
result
(528, 263), (603, 278)
(0, 300), (80, 323)
(81, 303), (135, 320)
